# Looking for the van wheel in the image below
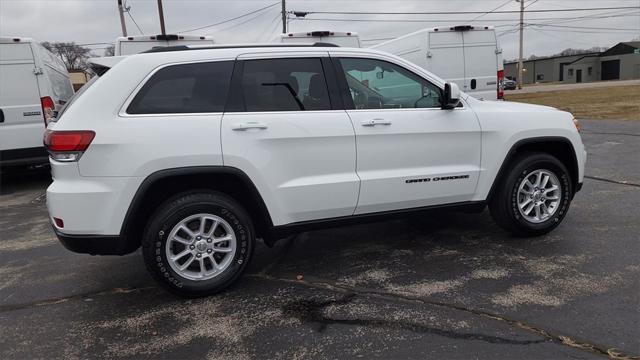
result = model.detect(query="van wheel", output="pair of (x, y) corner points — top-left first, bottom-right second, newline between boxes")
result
(489, 152), (572, 237)
(142, 191), (254, 297)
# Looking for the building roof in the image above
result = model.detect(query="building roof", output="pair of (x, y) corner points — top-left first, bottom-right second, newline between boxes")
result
(505, 41), (640, 65)
(600, 41), (640, 57)
(504, 52), (599, 65)
(567, 54), (600, 65)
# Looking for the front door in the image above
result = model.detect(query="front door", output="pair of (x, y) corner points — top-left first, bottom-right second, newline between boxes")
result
(221, 54), (359, 226)
(576, 69), (582, 83)
(333, 55), (482, 215)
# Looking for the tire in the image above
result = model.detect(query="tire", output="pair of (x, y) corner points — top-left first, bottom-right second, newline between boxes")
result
(489, 152), (573, 237)
(142, 191), (254, 297)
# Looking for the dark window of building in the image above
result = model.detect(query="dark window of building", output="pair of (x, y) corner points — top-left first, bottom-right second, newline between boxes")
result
(588, 67), (593, 75)
(128, 61), (234, 114)
(536, 74), (544, 81)
(568, 69), (574, 76)
(241, 58), (331, 111)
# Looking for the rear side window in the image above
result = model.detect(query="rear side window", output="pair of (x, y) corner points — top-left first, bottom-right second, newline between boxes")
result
(127, 61), (233, 114)
(241, 58), (331, 112)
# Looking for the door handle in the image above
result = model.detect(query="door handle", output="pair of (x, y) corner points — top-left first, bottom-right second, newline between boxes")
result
(0, 109), (4, 123)
(232, 122), (268, 131)
(361, 118), (392, 127)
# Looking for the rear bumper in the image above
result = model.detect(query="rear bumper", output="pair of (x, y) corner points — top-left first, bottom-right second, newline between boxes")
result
(53, 226), (137, 255)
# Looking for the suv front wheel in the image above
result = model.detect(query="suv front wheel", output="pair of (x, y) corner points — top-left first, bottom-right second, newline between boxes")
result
(142, 191), (254, 297)
(489, 152), (573, 236)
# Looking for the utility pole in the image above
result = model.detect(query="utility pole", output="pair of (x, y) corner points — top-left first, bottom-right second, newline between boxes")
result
(117, 0), (128, 37)
(281, 0), (287, 33)
(157, 0), (167, 35)
(517, 0), (525, 89)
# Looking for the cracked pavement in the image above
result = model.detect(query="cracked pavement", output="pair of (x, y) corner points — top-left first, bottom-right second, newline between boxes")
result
(1, 119), (639, 359)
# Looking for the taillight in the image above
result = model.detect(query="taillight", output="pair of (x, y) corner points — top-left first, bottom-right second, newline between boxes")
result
(41, 96), (55, 124)
(43, 130), (95, 162)
(497, 70), (505, 99)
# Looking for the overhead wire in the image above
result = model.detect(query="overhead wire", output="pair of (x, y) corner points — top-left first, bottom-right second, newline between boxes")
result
(177, 2), (279, 33)
(291, 6), (640, 16)
(467, 0), (514, 23)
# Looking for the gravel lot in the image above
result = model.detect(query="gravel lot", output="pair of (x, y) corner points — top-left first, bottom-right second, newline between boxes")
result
(1, 119), (638, 359)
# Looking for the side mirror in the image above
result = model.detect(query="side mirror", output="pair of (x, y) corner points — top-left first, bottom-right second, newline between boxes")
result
(442, 82), (461, 109)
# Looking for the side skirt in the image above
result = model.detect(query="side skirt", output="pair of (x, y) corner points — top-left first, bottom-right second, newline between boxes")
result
(266, 201), (486, 244)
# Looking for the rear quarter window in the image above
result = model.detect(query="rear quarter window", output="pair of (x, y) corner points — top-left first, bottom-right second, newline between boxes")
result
(127, 61), (234, 114)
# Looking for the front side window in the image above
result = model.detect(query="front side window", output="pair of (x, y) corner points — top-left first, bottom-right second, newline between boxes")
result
(127, 61), (233, 114)
(339, 58), (442, 109)
(241, 58), (331, 112)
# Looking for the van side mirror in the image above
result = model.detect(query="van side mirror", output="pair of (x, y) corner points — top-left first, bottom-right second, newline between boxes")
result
(442, 82), (461, 109)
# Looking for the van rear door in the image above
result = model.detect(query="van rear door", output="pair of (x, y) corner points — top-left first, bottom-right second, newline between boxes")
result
(0, 42), (45, 154)
(462, 29), (498, 99)
(426, 31), (466, 92)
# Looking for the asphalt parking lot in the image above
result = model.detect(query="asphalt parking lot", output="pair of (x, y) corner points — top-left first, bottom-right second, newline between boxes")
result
(1, 119), (638, 359)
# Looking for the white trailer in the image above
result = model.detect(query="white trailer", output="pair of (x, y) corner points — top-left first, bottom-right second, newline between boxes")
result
(276, 31), (361, 48)
(115, 34), (215, 56)
(0, 37), (74, 167)
(372, 25), (504, 100)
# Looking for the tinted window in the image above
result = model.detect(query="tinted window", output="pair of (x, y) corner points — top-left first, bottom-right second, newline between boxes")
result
(241, 58), (331, 111)
(127, 61), (233, 114)
(339, 58), (442, 109)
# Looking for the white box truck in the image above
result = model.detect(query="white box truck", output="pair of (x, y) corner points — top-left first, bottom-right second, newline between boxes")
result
(276, 31), (361, 47)
(0, 37), (74, 168)
(115, 34), (215, 56)
(372, 25), (504, 100)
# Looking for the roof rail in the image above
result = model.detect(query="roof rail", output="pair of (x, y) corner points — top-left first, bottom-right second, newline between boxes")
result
(142, 42), (339, 54)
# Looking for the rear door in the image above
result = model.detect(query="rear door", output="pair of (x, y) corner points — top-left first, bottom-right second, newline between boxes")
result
(0, 42), (44, 152)
(462, 29), (499, 99)
(221, 53), (359, 226)
(426, 31), (466, 91)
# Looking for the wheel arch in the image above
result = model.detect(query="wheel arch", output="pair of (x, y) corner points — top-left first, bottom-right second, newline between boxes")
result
(487, 136), (579, 202)
(120, 166), (273, 251)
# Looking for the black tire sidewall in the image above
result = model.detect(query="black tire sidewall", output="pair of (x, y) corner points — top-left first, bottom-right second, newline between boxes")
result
(507, 154), (572, 233)
(143, 193), (253, 296)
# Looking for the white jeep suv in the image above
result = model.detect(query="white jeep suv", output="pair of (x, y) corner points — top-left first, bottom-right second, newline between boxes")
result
(45, 44), (586, 296)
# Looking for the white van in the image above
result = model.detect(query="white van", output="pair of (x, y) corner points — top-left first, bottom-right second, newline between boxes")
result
(276, 31), (360, 48)
(0, 37), (74, 168)
(115, 34), (215, 56)
(372, 26), (504, 100)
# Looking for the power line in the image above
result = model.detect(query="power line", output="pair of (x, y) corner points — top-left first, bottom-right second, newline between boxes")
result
(528, 23), (640, 31)
(527, 27), (597, 47)
(291, 12), (639, 23)
(213, 7), (278, 34)
(255, 12), (281, 42)
(126, 9), (144, 35)
(178, 2), (279, 33)
(467, 0), (513, 23)
(292, 6), (640, 15)
(77, 42), (115, 46)
(524, 0), (540, 9)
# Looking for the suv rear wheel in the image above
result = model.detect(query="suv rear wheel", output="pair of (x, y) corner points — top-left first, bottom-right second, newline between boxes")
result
(489, 152), (572, 236)
(142, 191), (254, 297)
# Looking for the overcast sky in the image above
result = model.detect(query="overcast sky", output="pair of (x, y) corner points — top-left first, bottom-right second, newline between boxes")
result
(1, 0), (639, 59)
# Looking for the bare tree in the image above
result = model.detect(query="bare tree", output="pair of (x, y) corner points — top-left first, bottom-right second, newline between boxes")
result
(41, 42), (91, 70)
